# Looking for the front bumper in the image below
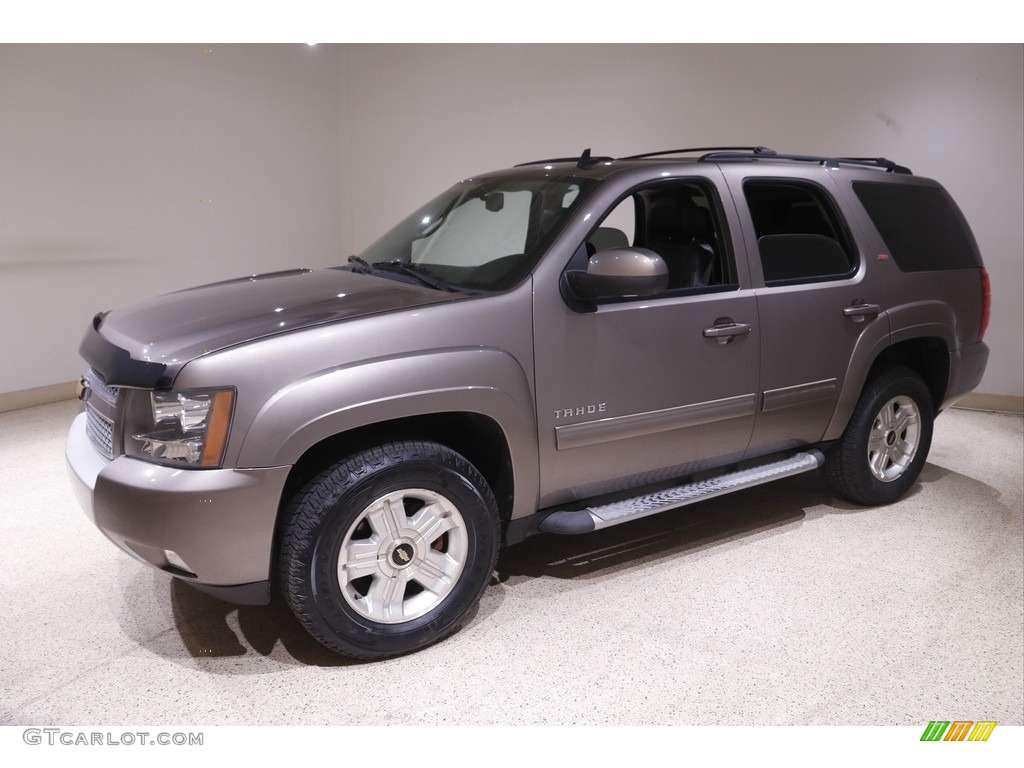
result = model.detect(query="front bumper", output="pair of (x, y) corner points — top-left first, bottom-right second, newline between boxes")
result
(66, 412), (290, 604)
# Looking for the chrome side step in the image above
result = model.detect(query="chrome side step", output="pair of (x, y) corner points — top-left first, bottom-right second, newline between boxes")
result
(538, 450), (824, 535)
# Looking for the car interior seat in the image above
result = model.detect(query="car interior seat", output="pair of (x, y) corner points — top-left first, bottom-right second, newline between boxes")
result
(643, 197), (714, 288)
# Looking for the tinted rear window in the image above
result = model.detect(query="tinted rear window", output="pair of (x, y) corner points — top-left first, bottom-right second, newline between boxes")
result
(853, 181), (980, 271)
(744, 180), (856, 284)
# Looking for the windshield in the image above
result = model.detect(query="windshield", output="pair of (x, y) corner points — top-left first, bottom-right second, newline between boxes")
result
(356, 175), (594, 291)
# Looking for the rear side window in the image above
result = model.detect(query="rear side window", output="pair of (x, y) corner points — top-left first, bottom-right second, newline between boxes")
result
(744, 181), (856, 285)
(853, 181), (981, 271)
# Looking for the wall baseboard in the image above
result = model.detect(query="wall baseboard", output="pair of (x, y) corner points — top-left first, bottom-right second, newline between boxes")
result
(0, 381), (77, 414)
(2, 381), (1022, 416)
(952, 392), (1024, 414)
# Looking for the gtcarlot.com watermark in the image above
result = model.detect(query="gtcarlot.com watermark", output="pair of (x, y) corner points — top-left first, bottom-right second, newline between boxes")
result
(23, 728), (203, 747)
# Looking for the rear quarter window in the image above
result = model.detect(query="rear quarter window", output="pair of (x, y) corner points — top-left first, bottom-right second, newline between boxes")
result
(853, 181), (981, 271)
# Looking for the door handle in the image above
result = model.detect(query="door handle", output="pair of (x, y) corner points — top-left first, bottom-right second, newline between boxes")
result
(843, 302), (881, 323)
(703, 321), (752, 345)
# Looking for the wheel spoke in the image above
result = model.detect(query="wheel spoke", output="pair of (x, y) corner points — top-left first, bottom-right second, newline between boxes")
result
(365, 495), (406, 539)
(869, 448), (889, 476)
(867, 427), (887, 453)
(892, 404), (917, 435)
(408, 501), (457, 543)
(878, 403), (896, 430)
(340, 540), (381, 580)
(893, 438), (914, 464)
(366, 572), (409, 621)
(414, 550), (460, 596)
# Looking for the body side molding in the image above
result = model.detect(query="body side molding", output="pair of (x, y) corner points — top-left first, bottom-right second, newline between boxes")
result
(555, 393), (757, 451)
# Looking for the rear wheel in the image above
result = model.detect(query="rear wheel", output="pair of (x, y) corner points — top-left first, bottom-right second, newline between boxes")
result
(278, 441), (500, 659)
(824, 367), (934, 505)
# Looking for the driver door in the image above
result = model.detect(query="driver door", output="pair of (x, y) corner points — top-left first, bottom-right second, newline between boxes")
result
(532, 177), (761, 507)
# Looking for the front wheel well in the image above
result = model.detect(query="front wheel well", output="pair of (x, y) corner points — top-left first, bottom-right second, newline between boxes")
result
(865, 337), (949, 415)
(279, 412), (515, 526)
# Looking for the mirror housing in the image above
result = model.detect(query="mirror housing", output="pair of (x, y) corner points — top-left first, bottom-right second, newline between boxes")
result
(566, 247), (669, 301)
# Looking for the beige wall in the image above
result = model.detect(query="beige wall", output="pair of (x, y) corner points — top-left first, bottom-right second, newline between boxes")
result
(2, 44), (1021, 399)
(0, 44), (344, 393)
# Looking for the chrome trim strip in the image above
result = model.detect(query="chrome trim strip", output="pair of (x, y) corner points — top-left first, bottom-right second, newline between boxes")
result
(555, 393), (757, 451)
(761, 378), (837, 413)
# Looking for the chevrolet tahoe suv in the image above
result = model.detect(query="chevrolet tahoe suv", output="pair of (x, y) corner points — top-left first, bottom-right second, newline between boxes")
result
(66, 146), (991, 659)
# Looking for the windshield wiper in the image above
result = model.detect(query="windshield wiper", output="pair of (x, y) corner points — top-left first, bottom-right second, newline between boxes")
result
(371, 261), (457, 292)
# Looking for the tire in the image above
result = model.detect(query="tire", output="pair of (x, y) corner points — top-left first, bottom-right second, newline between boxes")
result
(278, 440), (500, 659)
(824, 367), (934, 506)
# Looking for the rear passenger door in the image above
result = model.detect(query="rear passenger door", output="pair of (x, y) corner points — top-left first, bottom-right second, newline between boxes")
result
(721, 166), (892, 455)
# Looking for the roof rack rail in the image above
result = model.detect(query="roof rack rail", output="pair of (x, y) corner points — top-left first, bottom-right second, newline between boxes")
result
(515, 147), (912, 175)
(621, 146), (777, 160)
(701, 150), (912, 174)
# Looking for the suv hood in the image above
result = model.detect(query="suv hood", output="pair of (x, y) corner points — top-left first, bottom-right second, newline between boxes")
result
(82, 268), (466, 387)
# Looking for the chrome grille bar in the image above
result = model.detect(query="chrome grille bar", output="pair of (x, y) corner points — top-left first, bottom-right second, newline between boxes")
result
(83, 367), (119, 460)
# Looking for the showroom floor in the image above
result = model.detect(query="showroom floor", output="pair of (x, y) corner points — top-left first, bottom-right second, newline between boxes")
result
(1, 400), (1021, 726)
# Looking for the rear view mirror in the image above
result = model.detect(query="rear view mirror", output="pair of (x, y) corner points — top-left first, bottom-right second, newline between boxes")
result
(484, 192), (505, 212)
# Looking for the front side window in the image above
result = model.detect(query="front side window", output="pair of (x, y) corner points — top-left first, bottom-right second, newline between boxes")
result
(586, 180), (736, 293)
(357, 176), (593, 292)
(744, 181), (856, 285)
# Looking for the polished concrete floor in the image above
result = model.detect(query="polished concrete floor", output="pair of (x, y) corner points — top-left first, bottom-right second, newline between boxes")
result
(1, 400), (1021, 725)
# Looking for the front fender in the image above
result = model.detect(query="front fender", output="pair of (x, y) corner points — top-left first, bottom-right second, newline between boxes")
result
(236, 347), (540, 520)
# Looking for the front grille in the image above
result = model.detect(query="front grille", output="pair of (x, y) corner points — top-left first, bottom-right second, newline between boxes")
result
(84, 367), (119, 460)
(85, 405), (115, 459)
(85, 367), (119, 405)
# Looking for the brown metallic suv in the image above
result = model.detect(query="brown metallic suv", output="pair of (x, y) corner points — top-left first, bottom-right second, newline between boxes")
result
(66, 146), (991, 658)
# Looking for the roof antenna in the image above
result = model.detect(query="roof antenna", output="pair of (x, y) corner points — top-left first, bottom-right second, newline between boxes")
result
(577, 148), (593, 169)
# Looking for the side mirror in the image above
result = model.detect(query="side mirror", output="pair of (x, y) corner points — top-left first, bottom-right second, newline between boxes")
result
(566, 247), (669, 301)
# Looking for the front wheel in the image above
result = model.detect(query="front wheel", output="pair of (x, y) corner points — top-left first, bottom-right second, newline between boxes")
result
(824, 367), (934, 505)
(278, 441), (500, 659)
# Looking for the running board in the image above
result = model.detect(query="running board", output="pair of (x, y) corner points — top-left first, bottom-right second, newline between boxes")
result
(538, 450), (824, 535)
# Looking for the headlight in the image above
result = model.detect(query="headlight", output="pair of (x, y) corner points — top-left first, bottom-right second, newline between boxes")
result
(124, 387), (235, 468)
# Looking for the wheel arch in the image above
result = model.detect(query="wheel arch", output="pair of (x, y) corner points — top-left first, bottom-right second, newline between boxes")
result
(863, 337), (950, 415)
(824, 335), (950, 441)
(278, 410), (517, 531)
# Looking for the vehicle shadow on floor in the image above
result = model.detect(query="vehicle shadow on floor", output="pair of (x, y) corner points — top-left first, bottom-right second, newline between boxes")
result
(125, 460), (999, 669)
(139, 473), (853, 667)
(165, 583), (361, 668)
(496, 471), (832, 583)
(495, 460), (1006, 584)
